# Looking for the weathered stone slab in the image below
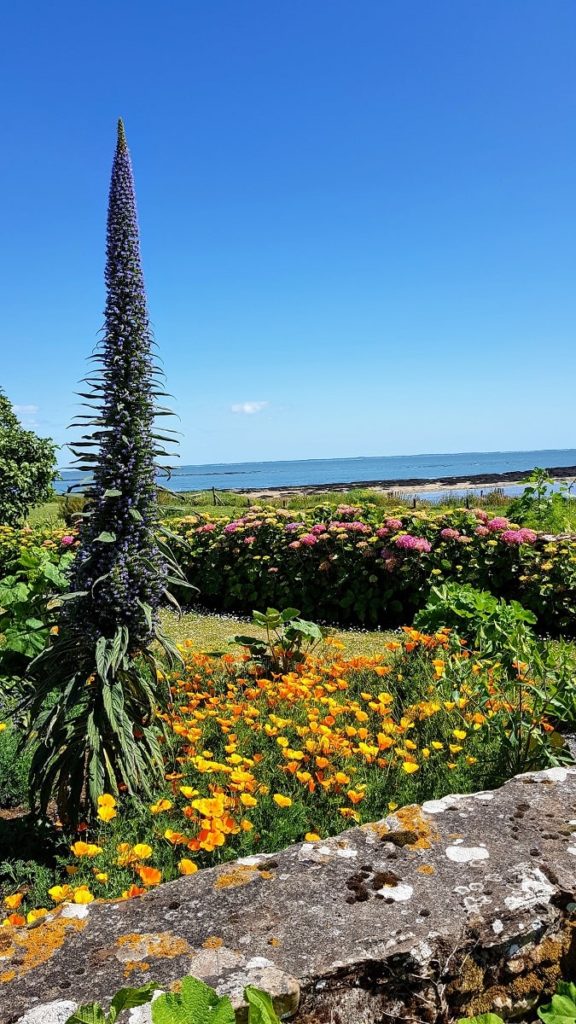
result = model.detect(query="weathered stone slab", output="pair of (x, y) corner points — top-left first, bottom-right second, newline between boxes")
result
(4, 766), (576, 1024)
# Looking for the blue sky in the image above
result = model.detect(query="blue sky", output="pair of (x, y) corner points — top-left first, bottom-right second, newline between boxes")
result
(1, 1), (575, 465)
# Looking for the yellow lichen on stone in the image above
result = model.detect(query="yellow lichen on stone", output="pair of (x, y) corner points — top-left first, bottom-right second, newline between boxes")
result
(416, 864), (436, 875)
(116, 932), (190, 962)
(214, 864), (259, 889)
(366, 805), (439, 850)
(202, 936), (223, 949)
(395, 805), (439, 849)
(3, 914), (87, 980)
(123, 960), (151, 978)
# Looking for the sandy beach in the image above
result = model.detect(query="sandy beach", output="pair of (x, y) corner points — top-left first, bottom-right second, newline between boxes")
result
(232, 464), (576, 500)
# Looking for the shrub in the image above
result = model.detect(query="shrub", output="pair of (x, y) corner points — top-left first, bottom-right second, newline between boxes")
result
(232, 606), (327, 673)
(169, 505), (576, 633)
(0, 390), (57, 527)
(0, 726), (30, 808)
(61, 494), (86, 527)
(507, 467), (573, 533)
(413, 583), (537, 666)
(0, 538), (75, 684)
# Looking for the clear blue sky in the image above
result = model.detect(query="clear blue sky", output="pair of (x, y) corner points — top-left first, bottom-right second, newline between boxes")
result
(1, 1), (575, 465)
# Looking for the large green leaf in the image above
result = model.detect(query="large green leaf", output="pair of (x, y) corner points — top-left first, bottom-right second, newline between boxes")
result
(110, 982), (157, 1018)
(152, 976), (235, 1024)
(538, 981), (576, 1023)
(65, 1005), (107, 1024)
(245, 986), (282, 1024)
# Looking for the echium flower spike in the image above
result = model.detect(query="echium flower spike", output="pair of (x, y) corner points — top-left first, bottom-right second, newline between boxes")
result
(68, 118), (167, 644)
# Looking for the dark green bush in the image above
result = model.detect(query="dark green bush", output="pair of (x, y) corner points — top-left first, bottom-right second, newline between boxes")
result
(0, 391), (57, 527)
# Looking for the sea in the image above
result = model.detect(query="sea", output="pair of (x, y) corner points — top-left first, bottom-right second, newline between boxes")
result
(54, 448), (576, 503)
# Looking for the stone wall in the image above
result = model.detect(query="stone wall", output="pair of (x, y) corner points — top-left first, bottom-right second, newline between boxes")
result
(6, 766), (576, 1024)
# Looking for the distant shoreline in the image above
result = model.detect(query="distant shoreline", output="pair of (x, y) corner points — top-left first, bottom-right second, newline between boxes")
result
(230, 464), (576, 499)
(55, 463), (576, 499)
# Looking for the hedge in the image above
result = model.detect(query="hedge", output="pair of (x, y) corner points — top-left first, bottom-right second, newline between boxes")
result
(169, 505), (576, 633)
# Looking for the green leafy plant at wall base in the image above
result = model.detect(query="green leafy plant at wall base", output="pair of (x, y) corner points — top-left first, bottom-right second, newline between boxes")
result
(233, 606), (327, 673)
(64, 977), (282, 1024)
(459, 979), (576, 1024)
(65, 982), (156, 1023)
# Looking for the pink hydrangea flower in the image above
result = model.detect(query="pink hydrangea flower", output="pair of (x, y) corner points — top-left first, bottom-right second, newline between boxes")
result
(487, 517), (510, 531)
(332, 521), (371, 534)
(335, 505), (362, 518)
(394, 534), (432, 553)
(300, 533), (318, 546)
(288, 540), (301, 550)
(61, 535), (75, 546)
(385, 518), (403, 530)
(440, 528), (459, 540)
(500, 528), (538, 545)
(475, 525), (490, 537)
(243, 535), (256, 544)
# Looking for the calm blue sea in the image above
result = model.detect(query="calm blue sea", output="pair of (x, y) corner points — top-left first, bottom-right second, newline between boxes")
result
(54, 448), (576, 501)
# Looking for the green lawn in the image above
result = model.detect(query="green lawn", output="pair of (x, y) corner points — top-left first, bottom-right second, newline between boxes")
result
(28, 484), (513, 530)
(160, 607), (397, 658)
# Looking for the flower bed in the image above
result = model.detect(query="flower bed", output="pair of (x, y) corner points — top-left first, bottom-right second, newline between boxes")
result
(1, 627), (570, 925)
(170, 505), (576, 633)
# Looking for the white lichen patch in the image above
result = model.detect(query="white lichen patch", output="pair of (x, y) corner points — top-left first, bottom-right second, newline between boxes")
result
(190, 946), (244, 974)
(60, 903), (90, 920)
(504, 868), (555, 911)
(530, 766), (569, 783)
(445, 845), (490, 863)
(335, 847), (357, 859)
(410, 939), (433, 964)
(375, 882), (414, 901)
(473, 792), (494, 801)
(421, 795), (463, 815)
(15, 1001), (77, 1024)
(463, 894), (491, 912)
(567, 846), (576, 856)
(246, 956), (275, 969)
(492, 919), (504, 935)
(298, 844), (335, 864)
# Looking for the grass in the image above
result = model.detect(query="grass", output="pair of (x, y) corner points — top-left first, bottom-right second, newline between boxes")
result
(30, 485), (515, 530)
(26, 501), (63, 527)
(160, 608), (398, 658)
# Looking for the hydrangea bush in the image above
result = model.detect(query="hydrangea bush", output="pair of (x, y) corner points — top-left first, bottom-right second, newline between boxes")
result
(170, 505), (576, 633)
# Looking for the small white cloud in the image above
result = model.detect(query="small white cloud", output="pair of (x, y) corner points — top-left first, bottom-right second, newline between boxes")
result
(231, 401), (269, 415)
(14, 404), (39, 415)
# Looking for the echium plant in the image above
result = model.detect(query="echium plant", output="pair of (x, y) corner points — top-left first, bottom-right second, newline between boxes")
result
(23, 120), (185, 824)
(68, 118), (170, 644)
